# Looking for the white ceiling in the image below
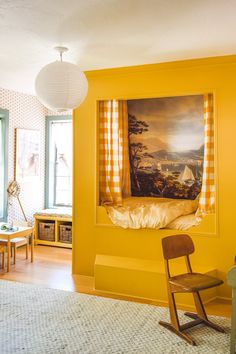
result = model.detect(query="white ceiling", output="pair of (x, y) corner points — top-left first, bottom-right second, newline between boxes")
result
(1, 0), (236, 94)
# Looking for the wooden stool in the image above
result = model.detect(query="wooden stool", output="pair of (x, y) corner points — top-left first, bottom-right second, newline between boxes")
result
(159, 234), (225, 345)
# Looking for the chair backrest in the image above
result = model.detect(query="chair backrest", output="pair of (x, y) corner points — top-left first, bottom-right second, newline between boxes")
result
(161, 234), (194, 260)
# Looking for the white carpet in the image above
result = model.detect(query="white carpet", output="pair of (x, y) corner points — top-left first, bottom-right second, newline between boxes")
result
(0, 280), (230, 354)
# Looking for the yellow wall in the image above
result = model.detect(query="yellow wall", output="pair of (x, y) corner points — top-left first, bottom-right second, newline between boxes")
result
(73, 55), (236, 298)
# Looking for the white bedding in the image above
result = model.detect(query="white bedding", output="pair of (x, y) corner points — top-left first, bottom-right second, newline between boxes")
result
(166, 213), (200, 230)
(105, 197), (199, 230)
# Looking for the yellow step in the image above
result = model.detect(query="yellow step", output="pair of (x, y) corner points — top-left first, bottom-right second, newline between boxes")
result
(94, 254), (219, 308)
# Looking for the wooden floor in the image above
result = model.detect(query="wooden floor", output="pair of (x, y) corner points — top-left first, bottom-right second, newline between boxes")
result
(0, 245), (232, 318)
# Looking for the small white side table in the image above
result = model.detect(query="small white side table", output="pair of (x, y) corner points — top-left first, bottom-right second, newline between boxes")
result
(0, 224), (34, 272)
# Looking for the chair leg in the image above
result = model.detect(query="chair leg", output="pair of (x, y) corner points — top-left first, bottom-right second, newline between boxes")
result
(168, 291), (180, 330)
(159, 288), (196, 346)
(2, 252), (4, 269)
(26, 240), (29, 260)
(184, 291), (225, 333)
(193, 292), (208, 319)
(13, 246), (16, 265)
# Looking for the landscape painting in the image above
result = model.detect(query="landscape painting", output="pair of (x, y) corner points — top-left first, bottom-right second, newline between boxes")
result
(127, 95), (204, 200)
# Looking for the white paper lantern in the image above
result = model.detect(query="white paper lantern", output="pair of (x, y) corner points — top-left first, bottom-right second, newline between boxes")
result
(35, 47), (88, 112)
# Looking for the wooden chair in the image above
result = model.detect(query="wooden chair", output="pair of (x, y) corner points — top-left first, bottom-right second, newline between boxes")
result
(159, 234), (225, 346)
(0, 221), (29, 265)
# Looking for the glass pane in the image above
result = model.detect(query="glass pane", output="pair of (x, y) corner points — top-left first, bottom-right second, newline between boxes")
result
(48, 120), (72, 207)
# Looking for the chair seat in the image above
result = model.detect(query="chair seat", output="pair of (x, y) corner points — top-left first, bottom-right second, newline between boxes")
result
(169, 272), (223, 292)
(0, 239), (7, 244)
(0, 237), (27, 247)
(10, 237), (27, 247)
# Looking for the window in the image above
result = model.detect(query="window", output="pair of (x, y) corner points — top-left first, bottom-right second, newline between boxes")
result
(46, 116), (72, 208)
(0, 109), (8, 221)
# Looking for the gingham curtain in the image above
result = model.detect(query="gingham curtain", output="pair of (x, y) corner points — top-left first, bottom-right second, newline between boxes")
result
(196, 93), (215, 217)
(99, 100), (131, 205)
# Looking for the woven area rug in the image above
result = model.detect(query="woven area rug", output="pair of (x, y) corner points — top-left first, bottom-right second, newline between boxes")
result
(0, 280), (230, 354)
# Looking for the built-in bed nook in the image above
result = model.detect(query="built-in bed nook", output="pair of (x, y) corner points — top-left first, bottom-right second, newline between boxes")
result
(95, 93), (217, 304)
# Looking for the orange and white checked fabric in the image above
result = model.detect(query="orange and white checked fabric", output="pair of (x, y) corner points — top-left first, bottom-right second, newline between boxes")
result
(99, 100), (130, 205)
(118, 101), (131, 198)
(196, 93), (215, 217)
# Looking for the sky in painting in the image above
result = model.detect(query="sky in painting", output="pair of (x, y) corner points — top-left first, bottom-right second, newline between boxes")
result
(127, 95), (204, 153)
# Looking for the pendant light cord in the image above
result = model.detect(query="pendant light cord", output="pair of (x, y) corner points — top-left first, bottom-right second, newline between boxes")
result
(54, 46), (68, 62)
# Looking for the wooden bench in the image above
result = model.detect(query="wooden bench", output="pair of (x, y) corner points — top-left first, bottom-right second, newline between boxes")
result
(34, 209), (72, 248)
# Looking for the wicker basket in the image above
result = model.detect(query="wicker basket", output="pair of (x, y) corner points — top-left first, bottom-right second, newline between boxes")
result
(59, 224), (72, 244)
(38, 222), (55, 241)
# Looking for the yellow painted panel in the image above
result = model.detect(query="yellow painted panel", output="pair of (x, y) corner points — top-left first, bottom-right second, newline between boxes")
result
(95, 254), (216, 274)
(94, 254), (217, 306)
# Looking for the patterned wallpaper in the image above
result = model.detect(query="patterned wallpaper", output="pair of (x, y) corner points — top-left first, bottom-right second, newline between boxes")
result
(46, 108), (72, 116)
(0, 87), (47, 225)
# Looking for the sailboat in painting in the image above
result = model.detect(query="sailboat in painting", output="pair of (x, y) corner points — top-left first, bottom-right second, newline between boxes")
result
(178, 165), (195, 186)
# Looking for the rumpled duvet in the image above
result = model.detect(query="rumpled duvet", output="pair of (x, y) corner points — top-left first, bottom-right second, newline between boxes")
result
(104, 197), (200, 230)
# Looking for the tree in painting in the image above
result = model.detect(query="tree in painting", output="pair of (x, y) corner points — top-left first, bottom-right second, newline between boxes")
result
(127, 96), (205, 200)
(128, 114), (149, 190)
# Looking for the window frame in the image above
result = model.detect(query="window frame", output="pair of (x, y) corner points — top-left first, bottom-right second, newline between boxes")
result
(0, 108), (9, 222)
(45, 115), (72, 209)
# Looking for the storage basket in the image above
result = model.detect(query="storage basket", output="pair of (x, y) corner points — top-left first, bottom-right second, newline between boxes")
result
(59, 224), (72, 244)
(38, 221), (55, 241)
